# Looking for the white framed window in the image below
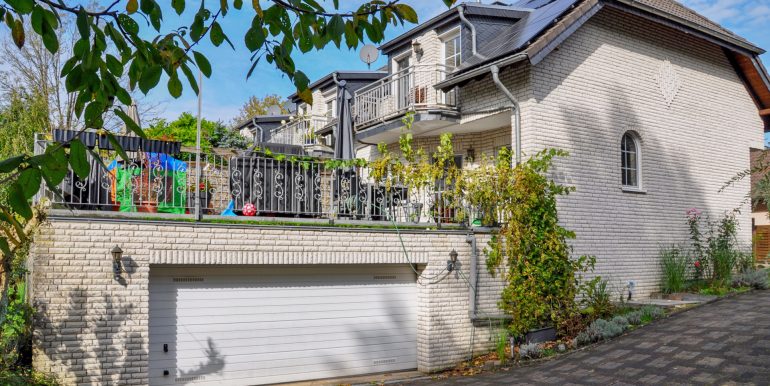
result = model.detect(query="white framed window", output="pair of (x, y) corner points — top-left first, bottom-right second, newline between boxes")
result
(325, 99), (335, 119)
(621, 132), (641, 189)
(443, 33), (461, 70)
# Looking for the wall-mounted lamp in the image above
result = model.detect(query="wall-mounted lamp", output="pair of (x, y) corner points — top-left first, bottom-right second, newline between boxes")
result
(411, 40), (423, 58)
(447, 249), (458, 272)
(111, 245), (123, 280)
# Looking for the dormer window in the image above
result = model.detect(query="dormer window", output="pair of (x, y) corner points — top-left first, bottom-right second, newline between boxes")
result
(444, 33), (461, 70)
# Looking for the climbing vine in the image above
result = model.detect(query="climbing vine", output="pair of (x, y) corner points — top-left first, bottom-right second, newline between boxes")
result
(462, 148), (595, 337)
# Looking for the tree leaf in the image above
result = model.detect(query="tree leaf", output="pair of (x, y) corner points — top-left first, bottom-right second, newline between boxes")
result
(105, 132), (130, 162)
(180, 62), (199, 95)
(234, 0), (243, 9)
(210, 21), (225, 46)
(11, 19), (24, 48)
(126, 0), (138, 14)
(41, 23), (59, 53)
(76, 7), (90, 39)
(106, 54), (123, 77)
(167, 74), (183, 98)
(114, 109), (146, 138)
(193, 51), (211, 77)
(244, 26), (265, 51)
(40, 146), (68, 186)
(17, 167), (42, 199)
(172, 0), (185, 15)
(139, 65), (162, 94)
(6, 0), (33, 14)
(68, 139), (90, 179)
(0, 155), (25, 173)
(395, 4), (418, 24)
(9, 183), (32, 220)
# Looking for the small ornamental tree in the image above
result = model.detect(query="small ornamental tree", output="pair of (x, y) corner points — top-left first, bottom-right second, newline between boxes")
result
(464, 148), (594, 338)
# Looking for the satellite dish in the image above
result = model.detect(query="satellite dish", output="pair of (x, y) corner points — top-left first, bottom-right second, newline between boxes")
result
(359, 45), (379, 68)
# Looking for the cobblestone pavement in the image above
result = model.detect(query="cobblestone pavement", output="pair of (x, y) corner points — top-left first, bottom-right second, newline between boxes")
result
(406, 290), (770, 385)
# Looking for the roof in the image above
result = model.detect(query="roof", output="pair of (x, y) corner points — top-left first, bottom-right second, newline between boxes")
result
(287, 71), (387, 102)
(423, 0), (770, 128)
(234, 114), (291, 131)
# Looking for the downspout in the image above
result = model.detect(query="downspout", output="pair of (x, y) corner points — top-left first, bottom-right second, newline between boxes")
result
(466, 232), (511, 322)
(490, 65), (521, 166)
(251, 118), (264, 146)
(458, 6), (486, 60)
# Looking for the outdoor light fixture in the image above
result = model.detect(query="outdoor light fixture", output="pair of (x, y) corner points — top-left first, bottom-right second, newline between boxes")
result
(411, 40), (423, 57)
(111, 245), (123, 280)
(447, 249), (458, 272)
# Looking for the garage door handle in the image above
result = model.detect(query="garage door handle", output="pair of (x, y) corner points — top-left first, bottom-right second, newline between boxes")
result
(163, 344), (168, 353)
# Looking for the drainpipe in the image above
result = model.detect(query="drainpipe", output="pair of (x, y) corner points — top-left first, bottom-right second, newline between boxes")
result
(466, 232), (511, 322)
(458, 6), (486, 60)
(490, 65), (521, 167)
(251, 118), (264, 146)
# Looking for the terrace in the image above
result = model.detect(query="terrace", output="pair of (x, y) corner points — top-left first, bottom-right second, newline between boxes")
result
(353, 64), (458, 130)
(34, 134), (486, 227)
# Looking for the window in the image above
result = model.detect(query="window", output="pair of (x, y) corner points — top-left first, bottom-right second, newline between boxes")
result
(621, 132), (640, 188)
(444, 34), (461, 70)
(325, 99), (335, 119)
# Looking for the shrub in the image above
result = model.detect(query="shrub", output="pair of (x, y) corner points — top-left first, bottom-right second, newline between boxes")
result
(624, 311), (643, 325)
(610, 315), (629, 328)
(639, 306), (664, 323)
(659, 245), (690, 293)
(711, 247), (738, 285)
(581, 277), (615, 320)
(519, 343), (542, 359)
(0, 368), (59, 386)
(735, 252), (755, 273)
(732, 269), (769, 290)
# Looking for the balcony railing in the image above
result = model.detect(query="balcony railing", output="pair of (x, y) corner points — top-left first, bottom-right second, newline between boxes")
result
(265, 115), (328, 146)
(34, 138), (492, 225)
(353, 64), (457, 128)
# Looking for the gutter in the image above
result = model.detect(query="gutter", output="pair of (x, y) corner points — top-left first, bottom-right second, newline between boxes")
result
(490, 65), (522, 167)
(251, 118), (264, 146)
(458, 5), (486, 60)
(466, 232), (511, 322)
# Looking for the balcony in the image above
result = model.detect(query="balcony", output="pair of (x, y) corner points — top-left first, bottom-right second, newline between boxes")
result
(34, 137), (491, 227)
(264, 115), (329, 146)
(353, 64), (457, 130)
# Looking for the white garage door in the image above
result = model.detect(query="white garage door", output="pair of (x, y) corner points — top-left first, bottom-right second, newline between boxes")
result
(148, 265), (417, 386)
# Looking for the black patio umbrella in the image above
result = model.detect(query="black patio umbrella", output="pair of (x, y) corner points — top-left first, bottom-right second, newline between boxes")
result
(334, 80), (355, 160)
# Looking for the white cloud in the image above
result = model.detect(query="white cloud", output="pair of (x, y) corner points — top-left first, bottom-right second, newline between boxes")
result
(682, 0), (770, 27)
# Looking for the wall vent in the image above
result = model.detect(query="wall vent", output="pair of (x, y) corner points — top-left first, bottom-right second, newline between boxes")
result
(373, 358), (397, 366)
(172, 277), (204, 283)
(175, 375), (205, 382)
(373, 275), (397, 280)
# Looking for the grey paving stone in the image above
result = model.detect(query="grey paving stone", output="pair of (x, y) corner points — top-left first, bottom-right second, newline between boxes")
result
(404, 291), (770, 386)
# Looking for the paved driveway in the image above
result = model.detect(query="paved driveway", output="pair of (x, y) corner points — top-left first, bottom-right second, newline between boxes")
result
(406, 290), (770, 385)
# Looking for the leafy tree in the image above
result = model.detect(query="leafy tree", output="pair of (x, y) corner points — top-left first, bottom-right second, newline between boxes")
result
(146, 112), (248, 151)
(233, 94), (290, 125)
(0, 90), (48, 160)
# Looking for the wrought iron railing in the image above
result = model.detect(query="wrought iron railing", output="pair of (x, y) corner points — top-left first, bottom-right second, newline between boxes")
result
(353, 64), (457, 128)
(34, 137), (488, 225)
(265, 115), (328, 146)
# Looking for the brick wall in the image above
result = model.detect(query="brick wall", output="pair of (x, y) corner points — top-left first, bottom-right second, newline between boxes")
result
(522, 8), (764, 296)
(32, 218), (503, 384)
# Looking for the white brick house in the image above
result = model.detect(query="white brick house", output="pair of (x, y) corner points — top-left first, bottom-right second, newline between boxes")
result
(31, 0), (769, 385)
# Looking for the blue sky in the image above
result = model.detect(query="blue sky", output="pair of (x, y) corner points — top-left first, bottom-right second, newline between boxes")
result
(136, 1), (770, 127)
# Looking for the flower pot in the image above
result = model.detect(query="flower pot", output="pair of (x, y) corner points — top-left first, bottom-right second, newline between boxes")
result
(524, 326), (557, 344)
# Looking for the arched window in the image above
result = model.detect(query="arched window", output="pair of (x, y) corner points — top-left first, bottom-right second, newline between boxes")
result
(621, 132), (640, 188)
